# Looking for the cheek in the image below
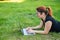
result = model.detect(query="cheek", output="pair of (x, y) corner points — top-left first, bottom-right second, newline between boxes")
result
(37, 14), (42, 18)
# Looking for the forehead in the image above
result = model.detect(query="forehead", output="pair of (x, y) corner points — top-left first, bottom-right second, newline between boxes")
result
(36, 11), (40, 13)
(36, 11), (42, 14)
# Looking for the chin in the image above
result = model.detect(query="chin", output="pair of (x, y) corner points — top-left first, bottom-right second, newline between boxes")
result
(37, 16), (41, 18)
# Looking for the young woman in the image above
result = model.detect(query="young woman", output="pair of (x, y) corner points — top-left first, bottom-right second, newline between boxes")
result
(26, 6), (60, 34)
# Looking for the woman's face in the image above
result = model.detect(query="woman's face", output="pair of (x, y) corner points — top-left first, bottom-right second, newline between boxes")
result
(37, 11), (45, 18)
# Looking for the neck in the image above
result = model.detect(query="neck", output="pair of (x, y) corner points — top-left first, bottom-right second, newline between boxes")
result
(42, 15), (46, 21)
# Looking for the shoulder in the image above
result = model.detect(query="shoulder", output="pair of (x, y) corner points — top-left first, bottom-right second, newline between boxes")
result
(45, 16), (53, 22)
(45, 21), (52, 25)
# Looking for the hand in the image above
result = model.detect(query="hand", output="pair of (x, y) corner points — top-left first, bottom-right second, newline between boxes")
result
(27, 29), (35, 33)
(26, 27), (32, 31)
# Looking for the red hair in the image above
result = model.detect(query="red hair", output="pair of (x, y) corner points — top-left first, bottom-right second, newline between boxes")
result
(36, 6), (52, 17)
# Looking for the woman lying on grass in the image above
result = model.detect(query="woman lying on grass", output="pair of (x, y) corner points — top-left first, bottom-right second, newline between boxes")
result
(26, 6), (60, 34)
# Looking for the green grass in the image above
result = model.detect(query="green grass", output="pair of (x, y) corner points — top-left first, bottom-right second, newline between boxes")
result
(0, 0), (60, 40)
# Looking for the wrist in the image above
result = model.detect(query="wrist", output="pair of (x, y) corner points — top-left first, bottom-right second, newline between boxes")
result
(33, 30), (36, 34)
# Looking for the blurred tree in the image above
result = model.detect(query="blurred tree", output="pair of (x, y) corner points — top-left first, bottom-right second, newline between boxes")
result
(28, 0), (39, 1)
(0, 0), (4, 1)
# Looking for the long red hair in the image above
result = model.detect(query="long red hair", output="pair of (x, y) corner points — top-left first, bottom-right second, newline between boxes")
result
(36, 6), (52, 17)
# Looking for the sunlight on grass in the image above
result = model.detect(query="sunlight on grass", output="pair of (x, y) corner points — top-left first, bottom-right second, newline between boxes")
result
(0, 0), (25, 3)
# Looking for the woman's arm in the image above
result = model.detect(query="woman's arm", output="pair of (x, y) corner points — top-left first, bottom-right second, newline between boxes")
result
(27, 20), (43, 30)
(29, 21), (52, 34)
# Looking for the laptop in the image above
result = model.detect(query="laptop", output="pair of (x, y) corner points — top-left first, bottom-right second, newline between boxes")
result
(21, 28), (35, 35)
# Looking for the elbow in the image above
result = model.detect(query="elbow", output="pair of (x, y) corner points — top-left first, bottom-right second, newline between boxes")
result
(44, 33), (48, 34)
(44, 32), (49, 34)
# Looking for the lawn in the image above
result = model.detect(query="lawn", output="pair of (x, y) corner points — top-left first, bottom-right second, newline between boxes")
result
(0, 0), (60, 40)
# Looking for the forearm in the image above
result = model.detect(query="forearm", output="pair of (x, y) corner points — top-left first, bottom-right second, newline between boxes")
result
(30, 25), (42, 29)
(30, 21), (43, 29)
(33, 30), (48, 34)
